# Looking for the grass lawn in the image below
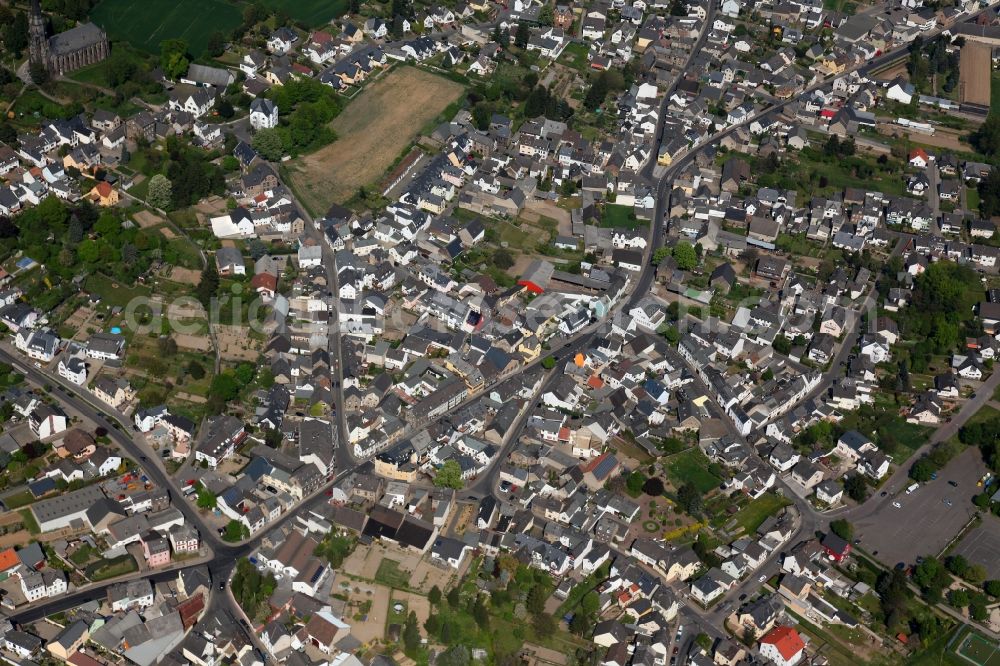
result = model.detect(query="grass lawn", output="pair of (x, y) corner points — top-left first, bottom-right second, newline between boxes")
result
(84, 273), (152, 310)
(18, 509), (39, 535)
(772, 149), (906, 200)
(86, 554), (138, 581)
(374, 558), (411, 589)
(877, 417), (933, 459)
(128, 178), (150, 202)
(558, 42), (590, 71)
(69, 544), (96, 566)
(4, 490), (36, 509)
(785, 610), (861, 666)
(258, 0), (349, 26)
(733, 492), (791, 534)
(90, 0), (243, 56)
(67, 61), (111, 87)
(967, 186), (980, 214)
(968, 404), (1000, 427)
(666, 449), (722, 494)
(601, 204), (648, 229)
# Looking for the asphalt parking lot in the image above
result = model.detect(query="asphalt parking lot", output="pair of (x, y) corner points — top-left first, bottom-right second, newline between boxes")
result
(854, 448), (986, 566)
(952, 521), (1000, 579)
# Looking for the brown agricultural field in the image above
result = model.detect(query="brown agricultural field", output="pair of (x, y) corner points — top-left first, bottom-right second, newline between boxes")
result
(283, 66), (465, 214)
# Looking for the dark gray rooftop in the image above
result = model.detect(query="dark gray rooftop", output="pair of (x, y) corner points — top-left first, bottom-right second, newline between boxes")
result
(49, 23), (105, 56)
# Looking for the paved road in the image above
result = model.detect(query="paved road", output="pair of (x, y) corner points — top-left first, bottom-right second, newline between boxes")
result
(290, 182), (353, 471)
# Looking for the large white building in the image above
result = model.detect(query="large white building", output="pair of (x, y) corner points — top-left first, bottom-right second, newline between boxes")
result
(20, 570), (66, 602)
(250, 98), (279, 130)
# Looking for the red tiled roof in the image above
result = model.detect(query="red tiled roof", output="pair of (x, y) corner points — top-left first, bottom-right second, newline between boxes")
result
(582, 451), (609, 473)
(0, 548), (18, 572)
(760, 626), (804, 660)
(251, 273), (278, 292)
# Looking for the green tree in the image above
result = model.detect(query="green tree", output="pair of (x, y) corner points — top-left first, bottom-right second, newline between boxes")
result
(626, 470), (646, 495)
(830, 519), (853, 541)
(158, 336), (179, 356)
(966, 564), (988, 584)
(541, 356), (557, 369)
(526, 584), (547, 614)
(206, 31), (226, 57)
(429, 585), (442, 605)
(472, 102), (492, 131)
(403, 611), (420, 652)
(160, 39), (190, 81)
(473, 595), (490, 629)
(844, 474), (868, 502)
(514, 22), (531, 48)
(28, 61), (49, 85)
(673, 242), (698, 270)
(971, 114), (1000, 159)
(247, 239), (268, 260)
(424, 614), (441, 635)
(209, 372), (240, 402)
(264, 428), (283, 448)
(584, 75), (609, 111)
(946, 554), (969, 578)
(676, 482), (703, 516)
(652, 247), (672, 263)
(252, 128), (284, 161)
(196, 260), (219, 308)
(223, 519), (249, 542)
(773, 335), (792, 354)
(984, 580), (1000, 597)
(434, 460), (464, 489)
(187, 360), (206, 379)
(949, 588), (970, 608)
(234, 362), (256, 386)
(970, 598), (989, 621)
(147, 175), (173, 210)
(538, 4), (554, 25)
(447, 586), (461, 608)
(4, 11), (28, 56)
(532, 612), (556, 638)
(493, 248), (515, 269)
(196, 484), (217, 509)
(909, 457), (936, 482)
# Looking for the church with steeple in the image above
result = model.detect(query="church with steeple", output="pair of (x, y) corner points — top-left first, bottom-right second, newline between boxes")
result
(28, 0), (109, 76)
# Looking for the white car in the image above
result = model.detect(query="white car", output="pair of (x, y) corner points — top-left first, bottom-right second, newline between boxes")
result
(758, 574), (766, 582)
(892, 501), (901, 508)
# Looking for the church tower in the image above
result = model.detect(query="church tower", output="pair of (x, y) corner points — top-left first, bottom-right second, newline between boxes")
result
(28, 0), (50, 72)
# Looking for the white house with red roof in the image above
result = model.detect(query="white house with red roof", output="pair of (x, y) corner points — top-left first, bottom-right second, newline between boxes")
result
(908, 148), (930, 169)
(759, 626), (805, 666)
